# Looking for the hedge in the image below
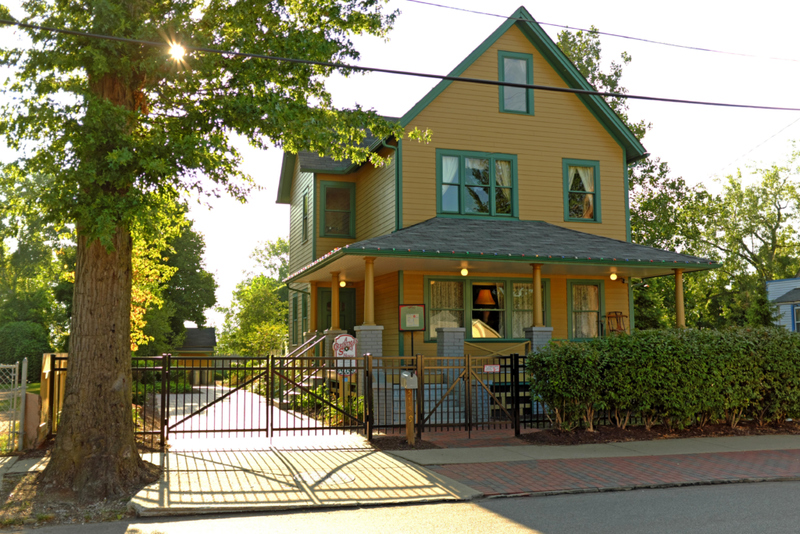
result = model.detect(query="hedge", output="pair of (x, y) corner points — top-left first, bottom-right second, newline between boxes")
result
(527, 328), (800, 431)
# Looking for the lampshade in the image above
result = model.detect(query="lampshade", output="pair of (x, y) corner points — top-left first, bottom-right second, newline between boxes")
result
(475, 289), (496, 306)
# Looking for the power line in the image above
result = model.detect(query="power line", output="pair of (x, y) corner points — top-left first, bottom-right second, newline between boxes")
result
(714, 117), (800, 176)
(2, 18), (800, 112)
(404, 0), (800, 63)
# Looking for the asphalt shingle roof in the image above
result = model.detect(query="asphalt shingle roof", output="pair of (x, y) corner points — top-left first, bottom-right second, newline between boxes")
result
(774, 287), (800, 304)
(296, 117), (399, 174)
(350, 218), (713, 265)
(180, 328), (217, 350)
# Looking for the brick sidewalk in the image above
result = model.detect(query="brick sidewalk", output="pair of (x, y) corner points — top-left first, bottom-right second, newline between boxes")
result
(428, 449), (800, 496)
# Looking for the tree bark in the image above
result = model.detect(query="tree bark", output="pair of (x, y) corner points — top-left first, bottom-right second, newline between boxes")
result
(40, 225), (154, 502)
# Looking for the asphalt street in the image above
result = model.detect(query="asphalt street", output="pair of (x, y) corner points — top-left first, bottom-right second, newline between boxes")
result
(14, 480), (800, 534)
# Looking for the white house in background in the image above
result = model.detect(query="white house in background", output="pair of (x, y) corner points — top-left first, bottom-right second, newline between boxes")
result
(766, 278), (800, 332)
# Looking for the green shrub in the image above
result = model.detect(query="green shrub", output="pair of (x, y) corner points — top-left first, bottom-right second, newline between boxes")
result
(0, 321), (50, 382)
(527, 327), (800, 431)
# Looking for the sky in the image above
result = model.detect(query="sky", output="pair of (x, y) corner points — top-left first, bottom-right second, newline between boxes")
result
(3, 0), (800, 328)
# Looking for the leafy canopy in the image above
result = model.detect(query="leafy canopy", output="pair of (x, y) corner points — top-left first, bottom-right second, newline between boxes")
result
(1, 0), (409, 244)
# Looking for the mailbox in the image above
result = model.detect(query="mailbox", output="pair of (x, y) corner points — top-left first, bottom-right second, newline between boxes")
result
(400, 371), (418, 389)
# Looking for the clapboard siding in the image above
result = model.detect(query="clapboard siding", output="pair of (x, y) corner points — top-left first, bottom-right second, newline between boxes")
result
(288, 163), (314, 273)
(766, 278), (800, 330)
(314, 147), (396, 259)
(374, 272), (399, 355)
(402, 24), (627, 240)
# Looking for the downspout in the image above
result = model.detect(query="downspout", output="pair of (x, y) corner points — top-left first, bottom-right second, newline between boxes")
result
(381, 138), (402, 231)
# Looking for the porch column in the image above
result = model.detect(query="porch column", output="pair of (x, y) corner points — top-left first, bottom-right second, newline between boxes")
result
(331, 271), (341, 330)
(532, 263), (544, 327)
(364, 257), (376, 326)
(674, 268), (686, 328)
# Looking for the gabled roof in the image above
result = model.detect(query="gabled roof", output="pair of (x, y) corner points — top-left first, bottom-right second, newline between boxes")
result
(277, 6), (647, 204)
(276, 120), (398, 204)
(285, 218), (718, 283)
(774, 288), (800, 304)
(176, 327), (217, 352)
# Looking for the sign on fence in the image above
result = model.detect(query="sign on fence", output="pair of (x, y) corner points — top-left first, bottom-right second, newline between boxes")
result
(332, 334), (358, 376)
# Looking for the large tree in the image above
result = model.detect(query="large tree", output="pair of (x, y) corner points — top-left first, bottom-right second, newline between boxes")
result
(1, 0), (408, 501)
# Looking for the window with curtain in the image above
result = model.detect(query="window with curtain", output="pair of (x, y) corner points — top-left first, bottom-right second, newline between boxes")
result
(438, 150), (517, 217)
(512, 282), (548, 338)
(321, 181), (355, 237)
(498, 51), (534, 115)
(563, 159), (600, 222)
(569, 281), (602, 339)
(428, 280), (464, 340)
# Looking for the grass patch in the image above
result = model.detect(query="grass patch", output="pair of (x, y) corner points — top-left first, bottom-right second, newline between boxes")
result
(26, 383), (40, 396)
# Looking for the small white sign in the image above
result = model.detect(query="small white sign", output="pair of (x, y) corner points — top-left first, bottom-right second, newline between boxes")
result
(332, 334), (358, 376)
(407, 313), (420, 328)
(483, 364), (500, 373)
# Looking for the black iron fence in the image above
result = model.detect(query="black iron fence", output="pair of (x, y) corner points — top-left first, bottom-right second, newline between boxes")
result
(45, 350), (570, 448)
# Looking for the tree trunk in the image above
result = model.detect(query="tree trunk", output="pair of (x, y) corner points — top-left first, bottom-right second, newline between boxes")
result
(40, 225), (154, 502)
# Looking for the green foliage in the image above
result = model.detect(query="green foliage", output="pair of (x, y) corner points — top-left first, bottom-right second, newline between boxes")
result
(251, 238), (289, 303)
(290, 383), (364, 427)
(217, 275), (288, 357)
(0, 321), (50, 381)
(527, 328), (800, 431)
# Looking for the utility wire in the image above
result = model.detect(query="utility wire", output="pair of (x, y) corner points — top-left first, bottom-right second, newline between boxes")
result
(2, 18), (800, 112)
(714, 117), (800, 176)
(404, 0), (800, 63)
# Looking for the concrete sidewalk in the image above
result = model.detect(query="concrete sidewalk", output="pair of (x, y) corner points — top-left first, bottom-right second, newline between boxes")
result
(3, 434), (799, 517)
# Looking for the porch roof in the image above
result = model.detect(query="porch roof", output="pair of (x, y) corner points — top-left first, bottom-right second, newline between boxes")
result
(286, 218), (718, 284)
(774, 288), (800, 304)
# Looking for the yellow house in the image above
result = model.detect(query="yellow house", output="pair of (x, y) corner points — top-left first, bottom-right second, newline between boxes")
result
(277, 7), (717, 360)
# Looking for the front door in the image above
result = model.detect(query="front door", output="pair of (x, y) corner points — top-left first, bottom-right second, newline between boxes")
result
(317, 288), (356, 335)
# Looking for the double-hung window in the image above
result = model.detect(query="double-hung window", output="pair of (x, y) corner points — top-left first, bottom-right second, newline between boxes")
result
(794, 305), (800, 332)
(301, 190), (309, 242)
(437, 150), (518, 218)
(320, 181), (355, 237)
(567, 280), (604, 340)
(291, 295), (299, 345)
(498, 51), (534, 115)
(563, 159), (601, 222)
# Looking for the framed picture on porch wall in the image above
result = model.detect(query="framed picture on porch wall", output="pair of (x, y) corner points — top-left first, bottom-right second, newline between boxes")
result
(399, 304), (426, 331)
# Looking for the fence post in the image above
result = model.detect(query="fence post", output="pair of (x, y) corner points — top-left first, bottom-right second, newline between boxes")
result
(415, 354), (424, 441)
(47, 354), (56, 439)
(18, 358), (27, 451)
(365, 353), (373, 441)
(465, 354), (472, 436)
(268, 352), (274, 443)
(511, 354), (520, 437)
(160, 353), (168, 449)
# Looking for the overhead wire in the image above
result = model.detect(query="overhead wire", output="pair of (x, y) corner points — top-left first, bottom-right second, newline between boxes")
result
(1, 18), (799, 112)
(403, 0), (800, 63)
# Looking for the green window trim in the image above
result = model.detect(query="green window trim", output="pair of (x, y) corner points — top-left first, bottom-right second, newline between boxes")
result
(301, 294), (308, 335)
(498, 50), (534, 115)
(563, 158), (601, 223)
(436, 149), (519, 219)
(291, 295), (299, 345)
(566, 279), (605, 341)
(423, 276), (550, 342)
(301, 189), (309, 242)
(320, 181), (356, 238)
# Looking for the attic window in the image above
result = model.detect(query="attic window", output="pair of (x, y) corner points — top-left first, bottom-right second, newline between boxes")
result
(498, 51), (534, 115)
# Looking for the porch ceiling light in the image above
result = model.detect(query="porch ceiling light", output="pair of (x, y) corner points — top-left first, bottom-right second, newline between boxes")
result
(609, 273), (618, 281)
(339, 280), (347, 287)
(460, 268), (469, 277)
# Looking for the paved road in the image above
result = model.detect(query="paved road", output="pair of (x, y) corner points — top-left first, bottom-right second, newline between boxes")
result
(14, 480), (800, 534)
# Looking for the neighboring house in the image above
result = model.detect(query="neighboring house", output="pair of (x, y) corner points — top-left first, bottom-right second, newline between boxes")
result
(277, 7), (718, 360)
(173, 327), (217, 385)
(767, 278), (800, 332)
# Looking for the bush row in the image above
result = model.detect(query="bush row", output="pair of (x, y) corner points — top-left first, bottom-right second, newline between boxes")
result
(526, 328), (800, 431)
